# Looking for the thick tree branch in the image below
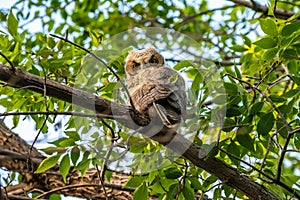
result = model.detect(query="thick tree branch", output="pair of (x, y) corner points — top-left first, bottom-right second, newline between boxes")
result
(0, 64), (281, 199)
(0, 120), (137, 199)
(228, 0), (300, 20)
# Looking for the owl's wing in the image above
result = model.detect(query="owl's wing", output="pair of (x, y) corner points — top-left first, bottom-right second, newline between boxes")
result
(129, 66), (186, 127)
(143, 83), (185, 127)
(154, 86), (185, 127)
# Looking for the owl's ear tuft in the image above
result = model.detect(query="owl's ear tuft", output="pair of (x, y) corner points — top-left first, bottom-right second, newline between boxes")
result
(126, 50), (135, 61)
(123, 46), (135, 55)
(128, 50), (135, 55)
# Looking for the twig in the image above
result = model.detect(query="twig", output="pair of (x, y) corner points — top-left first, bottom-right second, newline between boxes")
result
(1, 172), (16, 200)
(276, 127), (300, 181)
(204, 181), (223, 193)
(219, 147), (300, 198)
(100, 142), (114, 182)
(35, 183), (134, 199)
(28, 60), (49, 161)
(7, 194), (45, 200)
(0, 111), (123, 120)
(256, 62), (279, 88)
(101, 119), (119, 140)
(277, 0), (300, 7)
(49, 33), (136, 111)
(228, 0), (299, 19)
(259, 133), (276, 174)
(0, 51), (15, 71)
(95, 119), (119, 200)
(99, 121), (117, 179)
(218, 147), (274, 181)
(274, 0), (278, 13)
(95, 164), (108, 200)
(28, 116), (48, 159)
(225, 73), (290, 133)
(175, 5), (237, 28)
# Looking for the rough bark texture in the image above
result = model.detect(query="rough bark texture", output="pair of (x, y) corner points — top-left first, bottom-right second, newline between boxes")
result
(0, 120), (136, 199)
(0, 64), (280, 199)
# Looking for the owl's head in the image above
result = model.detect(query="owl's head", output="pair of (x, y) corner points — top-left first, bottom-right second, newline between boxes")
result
(125, 46), (165, 76)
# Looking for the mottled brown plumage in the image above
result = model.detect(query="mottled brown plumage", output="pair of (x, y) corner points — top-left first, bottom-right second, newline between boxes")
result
(125, 47), (186, 128)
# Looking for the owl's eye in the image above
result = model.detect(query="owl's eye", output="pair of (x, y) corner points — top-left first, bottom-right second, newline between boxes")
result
(132, 61), (140, 69)
(149, 55), (159, 64)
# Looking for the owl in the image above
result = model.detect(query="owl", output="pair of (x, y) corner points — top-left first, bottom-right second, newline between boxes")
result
(125, 46), (186, 131)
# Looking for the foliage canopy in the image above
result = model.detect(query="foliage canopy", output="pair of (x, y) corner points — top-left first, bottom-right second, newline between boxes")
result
(0, 0), (300, 199)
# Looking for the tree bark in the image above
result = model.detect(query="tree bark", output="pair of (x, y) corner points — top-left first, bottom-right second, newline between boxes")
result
(0, 120), (137, 199)
(0, 64), (280, 199)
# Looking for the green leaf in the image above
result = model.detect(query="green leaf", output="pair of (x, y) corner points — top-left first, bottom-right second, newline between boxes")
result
(227, 141), (240, 157)
(133, 182), (148, 200)
(250, 102), (264, 115)
(59, 138), (76, 147)
(12, 98), (27, 110)
(226, 107), (241, 117)
(224, 82), (238, 95)
(292, 75), (300, 86)
(282, 21), (300, 36)
(41, 146), (67, 155)
(160, 177), (177, 191)
(150, 181), (166, 194)
(71, 147), (80, 165)
(65, 131), (81, 141)
(191, 72), (203, 95)
(188, 176), (203, 190)
(75, 159), (91, 176)
(287, 60), (299, 74)
(35, 154), (60, 173)
(173, 60), (195, 70)
(269, 94), (286, 102)
(202, 176), (217, 189)
(243, 35), (252, 47)
(234, 66), (242, 79)
(148, 171), (158, 184)
(222, 118), (236, 132)
(237, 126), (250, 135)
(230, 45), (248, 52)
(257, 112), (274, 136)
(281, 48), (298, 59)
(254, 38), (277, 49)
(125, 176), (147, 188)
(282, 88), (300, 98)
(49, 193), (60, 200)
(182, 180), (194, 200)
(236, 134), (254, 152)
(276, 120), (288, 138)
(99, 82), (117, 92)
(12, 115), (20, 129)
(260, 18), (278, 36)
(59, 154), (70, 183)
(294, 134), (300, 150)
(164, 167), (182, 179)
(263, 48), (278, 60)
(7, 10), (18, 37)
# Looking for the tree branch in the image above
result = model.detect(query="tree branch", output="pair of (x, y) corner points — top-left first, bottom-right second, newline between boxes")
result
(0, 120), (135, 199)
(228, 0), (300, 20)
(0, 64), (282, 199)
